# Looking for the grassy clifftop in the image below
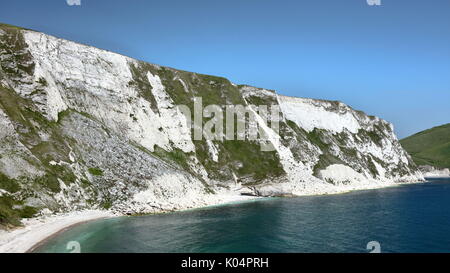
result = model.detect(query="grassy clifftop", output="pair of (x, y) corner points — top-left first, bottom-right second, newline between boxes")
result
(400, 123), (450, 169)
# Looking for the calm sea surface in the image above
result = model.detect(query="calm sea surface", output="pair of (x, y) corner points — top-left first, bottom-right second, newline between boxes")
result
(34, 178), (450, 253)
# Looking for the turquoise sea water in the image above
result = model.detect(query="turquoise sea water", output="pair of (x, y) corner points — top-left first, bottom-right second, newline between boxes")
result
(34, 178), (450, 253)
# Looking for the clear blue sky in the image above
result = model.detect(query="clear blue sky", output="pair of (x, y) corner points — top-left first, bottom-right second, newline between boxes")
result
(1, 0), (449, 138)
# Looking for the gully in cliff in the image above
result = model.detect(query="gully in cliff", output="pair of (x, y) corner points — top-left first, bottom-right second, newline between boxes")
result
(177, 97), (281, 151)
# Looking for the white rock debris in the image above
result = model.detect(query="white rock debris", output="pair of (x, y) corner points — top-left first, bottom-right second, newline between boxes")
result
(420, 165), (450, 178)
(0, 25), (425, 235)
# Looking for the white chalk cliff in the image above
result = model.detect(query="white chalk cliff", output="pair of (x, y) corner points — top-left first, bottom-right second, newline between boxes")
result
(0, 24), (423, 226)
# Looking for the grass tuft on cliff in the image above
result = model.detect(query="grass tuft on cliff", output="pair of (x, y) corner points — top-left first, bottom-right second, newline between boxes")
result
(400, 123), (450, 169)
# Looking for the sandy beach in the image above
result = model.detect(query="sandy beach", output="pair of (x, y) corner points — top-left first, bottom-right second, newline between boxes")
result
(0, 192), (258, 253)
(0, 210), (114, 253)
(0, 181), (426, 253)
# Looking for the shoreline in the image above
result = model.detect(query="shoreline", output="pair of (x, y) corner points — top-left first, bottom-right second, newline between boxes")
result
(0, 210), (114, 253)
(0, 179), (433, 253)
(25, 216), (111, 253)
(0, 194), (259, 253)
(424, 175), (450, 179)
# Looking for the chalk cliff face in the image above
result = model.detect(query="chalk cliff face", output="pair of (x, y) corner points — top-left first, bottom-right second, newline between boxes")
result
(0, 24), (423, 226)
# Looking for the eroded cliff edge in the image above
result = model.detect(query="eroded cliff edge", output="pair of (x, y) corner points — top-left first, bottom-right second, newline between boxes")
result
(0, 23), (423, 227)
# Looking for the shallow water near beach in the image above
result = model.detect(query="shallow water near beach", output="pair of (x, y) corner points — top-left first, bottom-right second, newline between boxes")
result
(34, 178), (450, 253)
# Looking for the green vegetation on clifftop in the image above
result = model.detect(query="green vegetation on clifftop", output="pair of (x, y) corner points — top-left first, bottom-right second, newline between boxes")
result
(400, 123), (450, 169)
